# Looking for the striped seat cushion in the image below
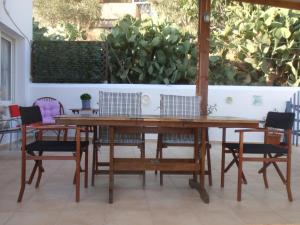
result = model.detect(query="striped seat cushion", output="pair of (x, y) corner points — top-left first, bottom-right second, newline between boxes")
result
(160, 94), (205, 144)
(97, 126), (142, 145)
(98, 91), (143, 145)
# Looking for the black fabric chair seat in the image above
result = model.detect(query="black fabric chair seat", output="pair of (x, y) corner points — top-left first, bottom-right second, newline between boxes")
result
(225, 142), (287, 154)
(26, 141), (89, 153)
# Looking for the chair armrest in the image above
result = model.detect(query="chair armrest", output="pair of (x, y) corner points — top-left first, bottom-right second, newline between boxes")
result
(235, 128), (266, 133)
(29, 124), (69, 131)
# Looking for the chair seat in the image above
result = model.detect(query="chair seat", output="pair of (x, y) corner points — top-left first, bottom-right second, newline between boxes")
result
(225, 142), (288, 154)
(26, 141), (89, 153)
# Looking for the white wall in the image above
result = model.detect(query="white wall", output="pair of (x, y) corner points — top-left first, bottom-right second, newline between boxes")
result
(0, 0), (32, 106)
(28, 83), (300, 142)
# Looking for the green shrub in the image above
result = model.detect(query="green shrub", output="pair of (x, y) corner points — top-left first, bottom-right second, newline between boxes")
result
(80, 93), (92, 100)
(106, 15), (197, 84)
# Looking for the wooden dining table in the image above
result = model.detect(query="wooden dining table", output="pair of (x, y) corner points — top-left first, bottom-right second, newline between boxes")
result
(55, 114), (259, 203)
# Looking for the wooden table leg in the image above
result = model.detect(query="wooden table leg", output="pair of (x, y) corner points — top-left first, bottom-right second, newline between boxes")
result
(189, 127), (209, 203)
(109, 126), (115, 203)
(91, 126), (97, 186)
(75, 127), (81, 202)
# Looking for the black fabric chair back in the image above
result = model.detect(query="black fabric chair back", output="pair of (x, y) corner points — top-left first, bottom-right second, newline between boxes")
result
(19, 106), (42, 125)
(265, 112), (295, 130)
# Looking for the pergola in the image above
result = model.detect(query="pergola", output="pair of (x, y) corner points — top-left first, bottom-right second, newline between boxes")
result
(197, 0), (300, 115)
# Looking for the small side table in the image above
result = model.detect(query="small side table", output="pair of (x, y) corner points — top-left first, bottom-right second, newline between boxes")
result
(69, 108), (98, 134)
(70, 108), (99, 115)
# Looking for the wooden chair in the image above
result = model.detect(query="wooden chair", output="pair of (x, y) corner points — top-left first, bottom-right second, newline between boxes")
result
(222, 112), (295, 201)
(156, 94), (212, 186)
(33, 97), (66, 140)
(91, 91), (145, 186)
(17, 106), (89, 202)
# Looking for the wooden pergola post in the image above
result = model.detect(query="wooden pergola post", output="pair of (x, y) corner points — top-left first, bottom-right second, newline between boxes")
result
(195, 0), (299, 116)
(196, 0), (211, 116)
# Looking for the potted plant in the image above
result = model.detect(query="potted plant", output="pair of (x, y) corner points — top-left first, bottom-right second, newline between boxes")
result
(80, 93), (91, 109)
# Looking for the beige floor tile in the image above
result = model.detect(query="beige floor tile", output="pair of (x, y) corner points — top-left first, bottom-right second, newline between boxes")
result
(4, 212), (60, 225)
(0, 213), (13, 225)
(105, 209), (153, 225)
(234, 211), (290, 224)
(55, 210), (106, 225)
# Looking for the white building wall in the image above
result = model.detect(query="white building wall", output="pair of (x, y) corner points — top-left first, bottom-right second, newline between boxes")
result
(0, 0), (32, 145)
(0, 0), (32, 105)
(28, 84), (300, 142)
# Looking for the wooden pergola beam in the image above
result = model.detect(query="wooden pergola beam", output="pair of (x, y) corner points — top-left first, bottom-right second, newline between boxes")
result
(235, 0), (300, 10)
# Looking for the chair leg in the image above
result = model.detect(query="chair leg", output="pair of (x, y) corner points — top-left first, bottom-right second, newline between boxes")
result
(73, 152), (83, 185)
(221, 143), (226, 187)
(17, 151), (26, 202)
(206, 146), (212, 186)
(63, 128), (68, 141)
(155, 134), (162, 175)
(34, 152), (44, 188)
(224, 159), (235, 172)
(76, 158), (80, 202)
(84, 148), (88, 188)
(9, 133), (13, 150)
(28, 162), (39, 185)
(91, 145), (97, 186)
(231, 151), (247, 184)
(259, 154), (286, 184)
(159, 147), (163, 186)
(140, 139), (146, 187)
(237, 156), (243, 201)
(35, 162), (43, 188)
(28, 152), (44, 185)
(16, 131), (20, 149)
(262, 154), (269, 188)
(272, 161), (286, 184)
(57, 129), (61, 141)
(286, 153), (293, 201)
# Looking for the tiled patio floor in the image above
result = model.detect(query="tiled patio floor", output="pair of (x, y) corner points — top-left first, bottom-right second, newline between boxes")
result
(0, 141), (300, 225)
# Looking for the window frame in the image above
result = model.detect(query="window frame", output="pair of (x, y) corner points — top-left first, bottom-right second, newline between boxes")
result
(0, 32), (15, 106)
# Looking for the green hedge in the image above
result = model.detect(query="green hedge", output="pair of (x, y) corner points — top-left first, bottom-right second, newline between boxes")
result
(31, 41), (107, 83)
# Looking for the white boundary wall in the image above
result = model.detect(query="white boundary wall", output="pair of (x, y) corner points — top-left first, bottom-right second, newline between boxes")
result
(29, 83), (300, 142)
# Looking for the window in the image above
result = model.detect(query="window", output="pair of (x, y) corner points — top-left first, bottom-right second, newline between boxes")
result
(0, 33), (14, 104)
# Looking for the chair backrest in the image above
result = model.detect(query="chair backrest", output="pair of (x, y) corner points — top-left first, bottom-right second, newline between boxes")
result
(160, 94), (201, 117)
(33, 97), (64, 124)
(265, 112), (295, 130)
(99, 91), (142, 116)
(19, 106), (42, 125)
(9, 105), (20, 118)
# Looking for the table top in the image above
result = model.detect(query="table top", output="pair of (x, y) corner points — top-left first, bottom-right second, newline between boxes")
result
(55, 114), (260, 128)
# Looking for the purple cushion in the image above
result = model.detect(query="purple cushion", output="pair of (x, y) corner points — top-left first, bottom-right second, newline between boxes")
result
(35, 100), (60, 124)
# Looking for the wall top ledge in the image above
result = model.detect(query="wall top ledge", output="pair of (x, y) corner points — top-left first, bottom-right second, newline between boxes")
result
(30, 83), (300, 91)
